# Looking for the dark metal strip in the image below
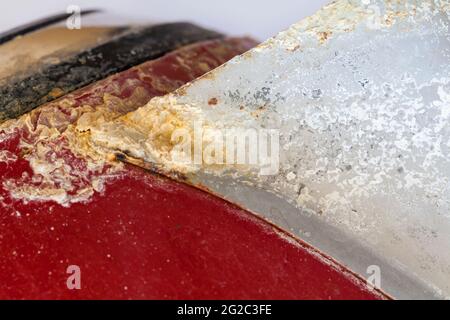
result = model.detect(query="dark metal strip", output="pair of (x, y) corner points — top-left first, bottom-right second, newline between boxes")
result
(0, 23), (223, 122)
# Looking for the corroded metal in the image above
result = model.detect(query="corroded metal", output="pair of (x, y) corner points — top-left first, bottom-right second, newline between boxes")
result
(0, 37), (255, 206)
(86, 0), (450, 299)
(0, 38), (387, 300)
(0, 23), (223, 122)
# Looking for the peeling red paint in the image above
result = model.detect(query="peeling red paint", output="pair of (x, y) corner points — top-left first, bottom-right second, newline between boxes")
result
(0, 37), (385, 299)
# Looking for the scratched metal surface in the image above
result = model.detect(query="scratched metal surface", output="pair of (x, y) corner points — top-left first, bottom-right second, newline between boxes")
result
(92, 0), (450, 298)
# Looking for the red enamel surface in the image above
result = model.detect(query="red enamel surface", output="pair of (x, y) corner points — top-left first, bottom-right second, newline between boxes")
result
(0, 38), (385, 299)
(0, 165), (383, 299)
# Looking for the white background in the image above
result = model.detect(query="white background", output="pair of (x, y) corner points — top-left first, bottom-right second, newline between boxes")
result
(1, 0), (330, 41)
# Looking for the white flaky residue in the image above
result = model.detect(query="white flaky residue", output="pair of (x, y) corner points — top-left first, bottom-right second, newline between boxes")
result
(0, 93), (137, 207)
(0, 150), (17, 164)
(84, 0), (450, 297)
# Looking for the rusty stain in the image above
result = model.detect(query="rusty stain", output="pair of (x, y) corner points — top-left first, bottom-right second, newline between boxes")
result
(176, 86), (188, 96)
(19, 147), (31, 157)
(48, 87), (65, 99)
(242, 51), (253, 59)
(208, 97), (218, 106)
(200, 70), (217, 81)
(317, 31), (332, 44)
(114, 151), (188, 182)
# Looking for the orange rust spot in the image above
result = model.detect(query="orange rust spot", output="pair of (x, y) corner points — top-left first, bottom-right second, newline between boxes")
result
(177, 86), (187, 96)
(201, 71), (216, 81)
(48, 87), (65, 99)
(317, 31), (332, 44)
(250, 110), (260, 118)
(19, 147), (32, 157)
(208, 97), (218, 106)
(106, 153), (116, 162)
(113, 151), (189, 183)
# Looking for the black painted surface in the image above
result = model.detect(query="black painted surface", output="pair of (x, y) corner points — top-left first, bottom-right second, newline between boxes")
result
(0, 23), (223, 122)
